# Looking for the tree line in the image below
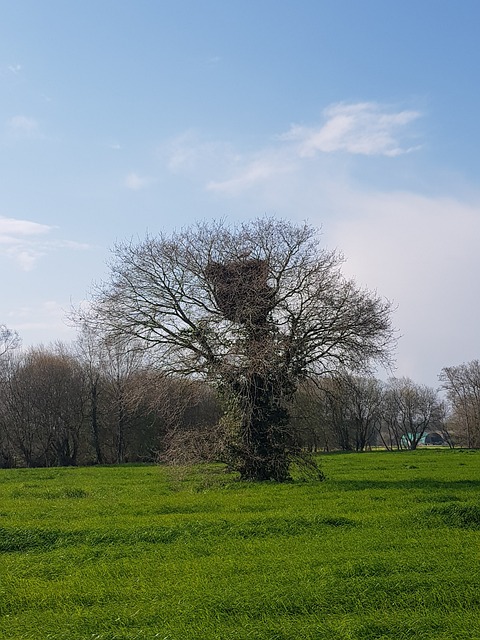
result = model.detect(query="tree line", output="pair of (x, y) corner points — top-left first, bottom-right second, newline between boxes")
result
(0, 324), (478, 469)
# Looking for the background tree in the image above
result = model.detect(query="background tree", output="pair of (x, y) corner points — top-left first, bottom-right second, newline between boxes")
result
(81, 218), (395, 481)
(97, 338), (149, 464)
(440, 360), (480, 447)
(75, 328), (160, 464)
(328, 374), (384, 452)
(1, 346), (87, 466)
(291, 380), (335, 453)
(138, 374), (222, 465)
(0, 326), (21, 467)
(380, 377), (444, 450)
(295, 374), (384, 452)
(1, 349), (51, 467)
(0, 325), (20, 357)
(75, 324), (106, 463)
(75, 323), (221, 464)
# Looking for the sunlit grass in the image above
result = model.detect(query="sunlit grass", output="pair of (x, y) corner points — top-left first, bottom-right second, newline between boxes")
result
(0, 449), (479, 639)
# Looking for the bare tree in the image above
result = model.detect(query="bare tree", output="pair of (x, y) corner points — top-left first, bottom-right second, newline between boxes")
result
(1, 346), (88, 466)
(333, 375), (384, 452)
(86, 335), (150, 464)
(440, 361), (480, 447)
(74, 324), (106, 463)
(82, 218), (395, 480)
(321, 377), (354, 451)
(0, 326), (21, 466)
(0, 325), (20, 358)
(291, 380), (335, 453)
(299, 374), (384, 452)
(381, 377), (444, 450)
(75, 326), (153, 463)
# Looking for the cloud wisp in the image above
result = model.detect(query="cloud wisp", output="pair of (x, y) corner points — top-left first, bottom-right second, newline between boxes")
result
(125, 172), (156, 190)
(0, 216), (52, 271)
(7, 115), (41, 139)
(207, 152), (295, 194)
(0, 217), (52, 240)
(0, 216), (92, 271)
(281, 102), (421, 157)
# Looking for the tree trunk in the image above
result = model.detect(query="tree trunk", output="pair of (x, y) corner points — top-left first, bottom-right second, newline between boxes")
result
(90, 380), (103, 464)
(235, 374), (292, 482)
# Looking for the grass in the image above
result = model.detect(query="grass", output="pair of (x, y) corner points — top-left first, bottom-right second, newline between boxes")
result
(0, 449), (479, 639)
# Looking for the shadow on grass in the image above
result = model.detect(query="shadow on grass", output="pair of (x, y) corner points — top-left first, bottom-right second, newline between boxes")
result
(0, 514), (357, 553)
(423, 503), (480, 529)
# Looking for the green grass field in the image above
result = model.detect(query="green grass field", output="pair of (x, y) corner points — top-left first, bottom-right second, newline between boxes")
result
(0, 449), (479, 639)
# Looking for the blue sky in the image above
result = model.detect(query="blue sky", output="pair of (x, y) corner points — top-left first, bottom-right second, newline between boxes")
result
(1, 0), (480, 386)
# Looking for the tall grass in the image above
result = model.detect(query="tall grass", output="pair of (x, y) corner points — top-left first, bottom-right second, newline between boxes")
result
(0, 449), (479, 639)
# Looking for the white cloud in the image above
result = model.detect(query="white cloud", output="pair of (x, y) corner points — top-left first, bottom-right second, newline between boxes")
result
(172, 101), (422, 195)
(326, 188), (480, 384)
(281, 102), (421, 157)
(0, 217), (52, 269)
(0, 216), (92, 271)
(125, 172), (155, 190)
(0, 216), (52, 239)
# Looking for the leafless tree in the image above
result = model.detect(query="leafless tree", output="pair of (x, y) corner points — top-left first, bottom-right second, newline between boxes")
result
(0, 326), (21, 466)
(81, 218), (395, 480)
(291, 380), (334, 453)
(95, 367), (221, 465)
(0, 325), (20, 358)
(440, 360), (480, 447)
(139, 374), (222, 465)
(381, 377), (444, 450)
(74, 326), (153, 463)
(74, 324), (106, 463)
(297, 374), (384, 452)
(1, 346), (88, 466)
(74, 323), (221, 464)
(333, 374), (384, 452)
(83, 334), (152, 464)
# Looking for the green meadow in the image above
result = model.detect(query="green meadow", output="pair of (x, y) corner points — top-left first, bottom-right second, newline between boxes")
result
(0, 450), (479, 640)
